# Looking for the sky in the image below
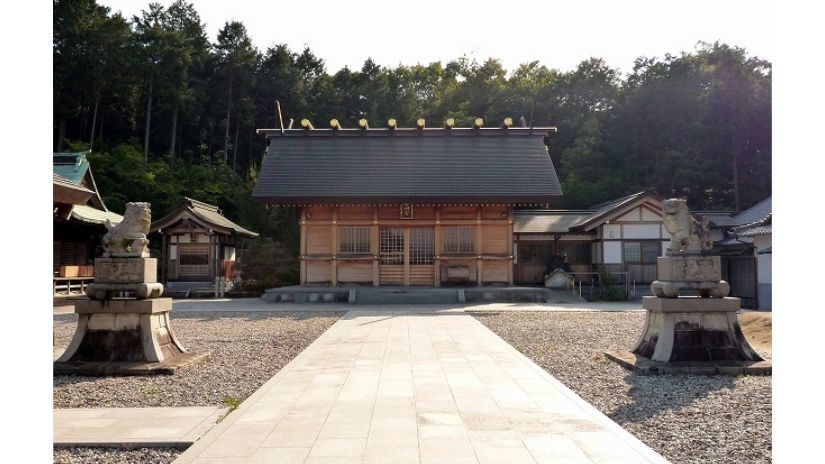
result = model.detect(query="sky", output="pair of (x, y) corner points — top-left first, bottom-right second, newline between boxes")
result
(98, 0), (772, 76)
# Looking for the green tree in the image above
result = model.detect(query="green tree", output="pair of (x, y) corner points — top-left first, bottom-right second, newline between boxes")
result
(212, 21), (260, 169)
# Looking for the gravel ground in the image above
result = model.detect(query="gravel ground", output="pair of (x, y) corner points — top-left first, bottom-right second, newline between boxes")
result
(53, 447), (180, 464)
(54, 311), (342, 464)
(472, 311), (772, 464)
(54, 311), (343, 408)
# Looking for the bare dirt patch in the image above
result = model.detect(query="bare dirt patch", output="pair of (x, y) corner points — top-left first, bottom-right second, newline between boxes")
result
(740, 311), (772, 357)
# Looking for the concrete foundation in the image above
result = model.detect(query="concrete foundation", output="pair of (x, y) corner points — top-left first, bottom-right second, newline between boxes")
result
(262, 285), (581, 305)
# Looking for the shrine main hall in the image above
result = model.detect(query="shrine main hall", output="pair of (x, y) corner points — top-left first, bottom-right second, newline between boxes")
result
(252, 119), (561, 288)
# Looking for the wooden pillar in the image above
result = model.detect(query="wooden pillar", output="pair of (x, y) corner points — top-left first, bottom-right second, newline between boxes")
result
(403, 227), (410, 286)
(299, 209), (307, 285)
(161, 233), (167, 285)
(372, 206), (379, 286)
(207, 234), (215, 281)
(476, 206), (483, 286)
(331, 207), (338, 286)
(507, 207), (514, 285)
(434, 206), (441, 287)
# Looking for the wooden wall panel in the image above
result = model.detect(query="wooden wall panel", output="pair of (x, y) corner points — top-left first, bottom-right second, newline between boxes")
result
(481, 224), (509, 254)
(378, 206), (401, 220)
(379, 265), (404, 285)
(482, 260), (508, 284)
(409, 265), (435, 286)
(481, 205), (509, 220)
(305, 206), (333, 220)
(439, 206), (477, 220)
(305, 261), (331, 283)
(305, 226), (332, 254)
(439, 260), (477, 284)
(337, 206), (374, 221)
(411, 206), (436, 220)
(337, 261), (373, 283)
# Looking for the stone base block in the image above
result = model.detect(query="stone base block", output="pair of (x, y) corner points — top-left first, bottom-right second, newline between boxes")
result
(630, 296), (764, 364)
(85, 282), (164, 300)
(651, 280), (730, 298)
(75, 298), (172, 314)
(605, 350), (771, 376)
(54, 298), (203, 376)
(657, 255), (722, 281)
(54, 351), (209, 376)
(94, 257), (158, 284)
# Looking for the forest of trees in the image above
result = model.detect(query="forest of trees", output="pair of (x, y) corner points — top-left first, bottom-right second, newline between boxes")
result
(54, 0), (772, 269)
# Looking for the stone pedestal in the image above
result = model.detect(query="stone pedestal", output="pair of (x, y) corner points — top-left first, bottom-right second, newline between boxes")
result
(54, 298), (208, 375)
(85, 258), (164, 300)
(605, 296), (770, 375)
(651, 255), (730, 298)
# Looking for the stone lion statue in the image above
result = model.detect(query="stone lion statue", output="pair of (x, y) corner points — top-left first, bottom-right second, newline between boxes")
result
(102, 202), (152, 257)
(661, 198), (712, 254)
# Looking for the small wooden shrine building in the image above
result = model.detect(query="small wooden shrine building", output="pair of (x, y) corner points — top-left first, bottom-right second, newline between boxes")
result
(150, 198), (258, 284)
(252, 119), (561, 287)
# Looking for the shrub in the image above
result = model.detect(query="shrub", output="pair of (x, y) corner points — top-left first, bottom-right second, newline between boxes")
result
(236, 238), (299, 292)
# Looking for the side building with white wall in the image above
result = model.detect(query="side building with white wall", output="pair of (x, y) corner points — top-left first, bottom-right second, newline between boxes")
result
(514, 191), (670, 285)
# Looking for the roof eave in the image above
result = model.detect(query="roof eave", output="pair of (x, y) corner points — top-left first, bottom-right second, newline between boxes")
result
(150, 205), (259, 238)
(251, 194), (561, 206)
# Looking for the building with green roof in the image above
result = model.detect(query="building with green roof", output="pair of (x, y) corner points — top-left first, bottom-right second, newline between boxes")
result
(53, 151), (123, 282)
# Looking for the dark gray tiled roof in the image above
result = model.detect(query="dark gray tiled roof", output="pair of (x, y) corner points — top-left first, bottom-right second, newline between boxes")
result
(696, 211), (737, 227)
(732, 197), (771, 225)
(253, 134), (562, 204)
(731, 213), (771, 237)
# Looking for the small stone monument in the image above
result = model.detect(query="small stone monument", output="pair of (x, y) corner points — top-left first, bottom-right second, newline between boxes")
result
(54, 202), (208, 375)
(605, 198), (770, 375)
(544, 268), (575, 289)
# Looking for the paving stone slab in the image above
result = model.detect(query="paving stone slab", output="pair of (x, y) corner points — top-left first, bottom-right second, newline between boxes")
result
(54, 406), (228, 449)
(172, 310), (669, 464)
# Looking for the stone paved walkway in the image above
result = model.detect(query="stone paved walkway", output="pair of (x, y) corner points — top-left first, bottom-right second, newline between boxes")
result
(173, 310), (668, 464)
(54, 406), (226, 449)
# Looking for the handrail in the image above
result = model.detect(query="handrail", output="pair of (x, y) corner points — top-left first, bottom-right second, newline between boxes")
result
(564, 271), (633, 301)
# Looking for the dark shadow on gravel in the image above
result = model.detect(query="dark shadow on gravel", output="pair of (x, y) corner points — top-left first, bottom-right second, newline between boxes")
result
(608, 372), (737, 424)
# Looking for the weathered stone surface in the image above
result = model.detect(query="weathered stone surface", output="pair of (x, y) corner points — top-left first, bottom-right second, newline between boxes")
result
(54, 298), (204, 375)
(94, 257), (158, 284)
(75, 298), (172, 314)
(657, 255), (721, 282)
(101, 202), (151, 258)
(607, 198), (768, 376)
(642, 296), (739, 313)
(544, 268), (574, 289)
(661, 198), (713, 254)
(85, 282), (164, 300)
(651, 255), (729, 297)
(604, 350), (771, 376)
(53, 351), (210, 376)
(629, 296), (763, 364)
